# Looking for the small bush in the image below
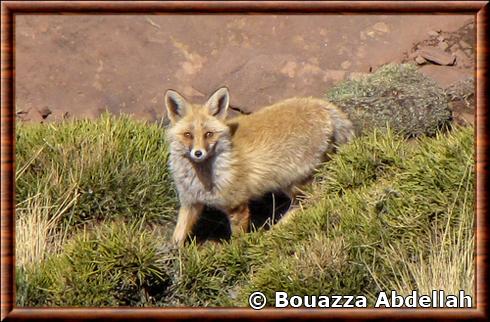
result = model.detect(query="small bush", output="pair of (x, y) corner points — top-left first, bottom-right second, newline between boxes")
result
(16, 114), (177, 228)
(326, 64), (452, 137)
(445, 77), (475, 108)
(17, 220), (178, 306)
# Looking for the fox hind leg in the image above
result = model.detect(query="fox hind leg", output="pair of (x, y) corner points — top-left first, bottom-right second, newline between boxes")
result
(280, 176), (316, 224)
(283, 175), (314, 204)
(287, 185), (309, 204)
(227, 203), (250, 235)
(172, 203), (204, 246)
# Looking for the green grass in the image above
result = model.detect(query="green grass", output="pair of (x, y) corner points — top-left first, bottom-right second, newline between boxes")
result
(15, 116), (475, 307)
(16, 219), (178, 306)
(174, 126), (474, 307)
(16, 114), (177, 229)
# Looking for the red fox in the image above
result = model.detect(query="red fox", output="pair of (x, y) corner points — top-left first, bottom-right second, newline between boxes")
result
(165, 87), (354, 246)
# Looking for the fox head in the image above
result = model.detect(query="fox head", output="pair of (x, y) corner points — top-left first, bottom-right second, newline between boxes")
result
(165, 87), (231, 163)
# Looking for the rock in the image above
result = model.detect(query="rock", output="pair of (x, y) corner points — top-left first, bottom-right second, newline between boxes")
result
(451, 101), (474, 126)
(449, 43), (460, 53)
(390, 56), (404, 65)
(415, 55), (427, 65)
(16, 109), (28, 116)
(322, 69), (346, 83)
(428, 30), (439, 37)
(134, 107), (158, 123)
(453, 49), (471, 68)
(194, 51), (335, 111)
(408, 51), (418, 60)
(87, 107), (106, 120)
(181, 86), (205, 99)
(27, 109), (44, 123)
(281, 61), (298, 78)
(437, 35), (445, 42)
(373, 22), (389, 33)
(227, 105), (250, 118)
(464, 49), (472, 57)
(48, 110), (69, 122)
(16, 15), (476, 127)
(418, 65), (473, 88)
(16, 109), (29, 122)
(417, 46), (456, 65)
(37, 106), (52, 119)
(438, 41), (449, 51)
(366, 30), (376, 38)
(459, 40), (471, 49)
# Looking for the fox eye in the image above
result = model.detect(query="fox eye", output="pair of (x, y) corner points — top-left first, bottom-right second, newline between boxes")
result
(205, 131), (214, 138)
(183, 132), (193, 138)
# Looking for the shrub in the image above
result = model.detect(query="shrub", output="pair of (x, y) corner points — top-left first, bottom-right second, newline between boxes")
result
(17, 220), (178, 306)
(16, 114), (177, 228)
(326, 64), (452, 137)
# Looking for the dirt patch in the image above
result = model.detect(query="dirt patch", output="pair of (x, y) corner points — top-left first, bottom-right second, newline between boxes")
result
(15, 15), (473, 123)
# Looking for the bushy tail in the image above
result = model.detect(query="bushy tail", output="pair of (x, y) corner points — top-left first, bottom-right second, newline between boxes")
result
(328, 105), (355, 149)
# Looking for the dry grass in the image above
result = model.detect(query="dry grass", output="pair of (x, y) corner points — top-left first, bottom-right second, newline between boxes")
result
(15, 147), (80, 267)
(387, 233), (474, 296)
(368, 160), (475, 299)
(15, 187), (79, 268)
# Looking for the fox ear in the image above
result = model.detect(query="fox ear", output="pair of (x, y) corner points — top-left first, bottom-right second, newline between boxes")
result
(205, 87), (229, 120)
(165, 90), (188, 124)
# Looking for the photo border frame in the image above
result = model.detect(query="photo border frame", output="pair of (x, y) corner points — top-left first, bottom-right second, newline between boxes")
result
(1, 1), (488, 320)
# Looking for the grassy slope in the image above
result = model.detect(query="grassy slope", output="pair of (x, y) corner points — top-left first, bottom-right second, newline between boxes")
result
(15, 116), (474, 307)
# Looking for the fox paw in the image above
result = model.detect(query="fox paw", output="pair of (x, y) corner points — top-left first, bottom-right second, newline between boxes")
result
(172, 231), (186, 247)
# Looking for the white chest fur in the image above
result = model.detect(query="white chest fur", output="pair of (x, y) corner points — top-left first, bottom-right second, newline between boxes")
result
(169, 149), (235, 208)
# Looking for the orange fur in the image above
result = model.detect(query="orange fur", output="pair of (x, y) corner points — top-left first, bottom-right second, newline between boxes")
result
(165, 87), (354, 246)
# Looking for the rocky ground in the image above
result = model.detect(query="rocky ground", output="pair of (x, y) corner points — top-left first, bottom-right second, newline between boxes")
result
(403, 20), (475, 125)
(15, 15), (474, 124)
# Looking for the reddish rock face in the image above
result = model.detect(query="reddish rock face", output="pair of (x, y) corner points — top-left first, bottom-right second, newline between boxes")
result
(15, 15), (473, 123)
(417, 46), (456, 66)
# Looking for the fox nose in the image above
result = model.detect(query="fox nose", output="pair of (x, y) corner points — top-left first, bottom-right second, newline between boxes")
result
(190, 148), (207, 162)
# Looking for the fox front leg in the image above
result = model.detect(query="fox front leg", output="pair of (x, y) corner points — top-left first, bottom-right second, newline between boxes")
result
(172, 203), (204, 246)
(227, 203), (250, 236)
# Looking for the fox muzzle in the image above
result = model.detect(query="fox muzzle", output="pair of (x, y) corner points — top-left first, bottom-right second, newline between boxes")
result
(190, 148), (207, 162)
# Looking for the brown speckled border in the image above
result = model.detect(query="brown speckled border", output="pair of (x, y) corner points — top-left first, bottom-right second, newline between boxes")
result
(1, 1), (488, 320)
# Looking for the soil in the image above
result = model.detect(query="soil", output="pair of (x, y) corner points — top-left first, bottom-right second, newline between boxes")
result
(15, 15), (475, 124)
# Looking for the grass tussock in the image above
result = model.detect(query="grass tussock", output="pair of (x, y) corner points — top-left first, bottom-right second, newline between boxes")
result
(326, 64), (452, 137)
(17, 220), (178, 307)
(15, 188), (78, 268)
(445, 77), (475, 109)
(16, 106), (474, 307)
(16, 114), (177, 229)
